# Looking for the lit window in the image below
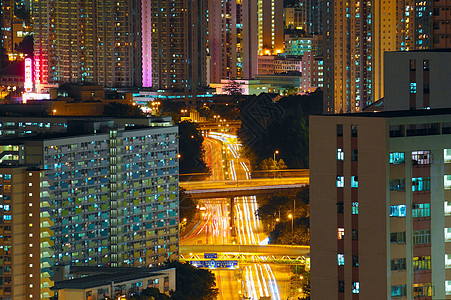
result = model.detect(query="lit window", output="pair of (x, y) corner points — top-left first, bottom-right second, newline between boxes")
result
(390, 179), (405, 191)
(412, 203), (430, 218)
(445, 149), (451, 163)
(337, 148), (344, 161)
(391, 285), (406, 296)
(412, 151), (430, 165)
(28, 183), (32, 186)
(412, 177), (430, 192)
(445, 175), (451, 189)
(337, 254), (344, 266)
(352, 282), (359, 294)
(389, 205), (406, 217)
(337, 176), (344, 187)
(352, 202), (359, 214)
(389, 152), (405, 164)
(338, 228), (344, 239)
(29, 203), (32, 206)
(351, 176), (358, 188)
(29, 264), (33, 267)
(28, 193), (32, 196)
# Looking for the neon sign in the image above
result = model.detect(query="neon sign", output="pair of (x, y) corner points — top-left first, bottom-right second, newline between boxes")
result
(24, 58), (32, 93)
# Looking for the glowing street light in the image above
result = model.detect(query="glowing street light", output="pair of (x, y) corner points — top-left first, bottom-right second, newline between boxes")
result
(273, 150), (279, 179)
(288, 213), (293, 245)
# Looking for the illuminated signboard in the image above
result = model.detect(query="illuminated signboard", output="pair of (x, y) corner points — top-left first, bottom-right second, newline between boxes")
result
(204, 253), (218, 259)
(190, 260), (238, 269)
(24, 58), (33, 92)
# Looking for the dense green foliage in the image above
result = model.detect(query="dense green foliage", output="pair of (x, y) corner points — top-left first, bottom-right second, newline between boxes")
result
(179, 187), (197, 223)
(257, 186), (310, 245)
(103, 102), (145, 116)
(238, 90), (322, 169)
(166, 261), (219, 300)
(178, 121), (209, 174)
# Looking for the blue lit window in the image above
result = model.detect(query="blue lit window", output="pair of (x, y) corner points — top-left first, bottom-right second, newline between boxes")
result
(352, 282), (359, 294)
(390, 205), (406, 217)
(337, 176), (344, 187)
(352, 202), (359, 215)
(337, 254), (344, 266)
(412, 203), (430, 218)
(4, 174), (11, 180)
(3, 215), (11, 221)
(337, 149), (344, 161)
(389, 152), (405, 164)
(351, 176), (358, 188)
(410, 82), (417, 94)
(412, 177), (430, 192)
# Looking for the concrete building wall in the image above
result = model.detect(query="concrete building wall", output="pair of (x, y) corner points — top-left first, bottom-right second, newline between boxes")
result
(384, 51), (451, 111)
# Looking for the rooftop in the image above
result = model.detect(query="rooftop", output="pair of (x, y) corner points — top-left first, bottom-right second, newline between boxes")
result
(53, 266), (175, 290)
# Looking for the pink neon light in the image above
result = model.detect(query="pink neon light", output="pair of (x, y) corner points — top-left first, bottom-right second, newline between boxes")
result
(24, 58), (33, 92)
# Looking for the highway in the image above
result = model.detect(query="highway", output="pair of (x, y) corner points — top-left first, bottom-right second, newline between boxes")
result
(181, 132), (296, 300)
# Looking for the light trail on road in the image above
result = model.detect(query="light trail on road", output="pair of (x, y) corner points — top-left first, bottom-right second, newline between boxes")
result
(208, 132), (282, 300)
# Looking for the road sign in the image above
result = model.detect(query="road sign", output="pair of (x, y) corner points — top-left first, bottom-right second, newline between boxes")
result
(204, 253), (218, 259)
(190, 260), (238, 269)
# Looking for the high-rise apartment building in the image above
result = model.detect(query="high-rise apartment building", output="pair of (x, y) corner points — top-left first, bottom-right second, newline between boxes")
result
(310, 50), (451, 299)
(310, 108), (451, 299)
(142, 0), (207, 91)
(208, 0), (283, 83)
(208, 0), (258, 82)
(257, 0), (284, 55)
(33, 0), (142, 89)
(323, 0), (451, 114)
(305, 0), (322, 35)
(0, 117), (179, 299)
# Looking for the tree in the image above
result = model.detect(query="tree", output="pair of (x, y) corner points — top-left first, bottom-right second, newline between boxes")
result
(166, 261), (219, 300)
(179, 187), (197, 224)
(103, 102), (145, 116)
(256, 187), (310, 245)
(178, 121), (209, 174)
(238, 91), (322, 169)
(222, 80), (242, 95)
(16, 35), (34, 58)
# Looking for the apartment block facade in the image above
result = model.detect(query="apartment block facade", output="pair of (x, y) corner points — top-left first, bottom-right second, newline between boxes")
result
(32, 0), (142, 88)
(311, 109), (451, 299)
(323, 0), (451, 114)
(0, 118), (179, 299)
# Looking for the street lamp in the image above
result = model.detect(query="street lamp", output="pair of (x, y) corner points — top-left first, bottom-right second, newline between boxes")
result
(273, 150), (279, 179)
(288, 213), (293, 245)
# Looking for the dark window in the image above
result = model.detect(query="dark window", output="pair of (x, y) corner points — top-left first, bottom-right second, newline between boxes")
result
(352, 229), (358, 241)
(351, 149), (358, 161)
(389, 125), (405, 138)
(391, 258), (406, 270)
(337, 124), (343, 137)
(352, 255), (359, 267)
(337, 202), (344, 214)
(351, 125), (358, 137)
(338, 281), (344, 293)
(390, 232), (406, 243)
(410, 59), (416, 70)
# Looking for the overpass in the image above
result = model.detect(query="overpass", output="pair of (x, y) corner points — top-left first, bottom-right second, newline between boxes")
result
(180, 244), (310, 265)
(180, 177), (309, 199)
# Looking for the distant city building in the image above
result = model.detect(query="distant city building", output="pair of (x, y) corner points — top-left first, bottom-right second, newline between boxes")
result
(0, 117), (179, 299)
(142, 0), (207, 91)
(32, 0), (142, 89)
(257, 0), (284, 55)
(323, 1), (451, 114)
(257, 55), (302, 75)
(284, 7), (306, 31)
(284, 35), (322, 56)
(305, 0), (322, 35)
(207, 0), (258, 82)
(301, 52), (323, 93)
